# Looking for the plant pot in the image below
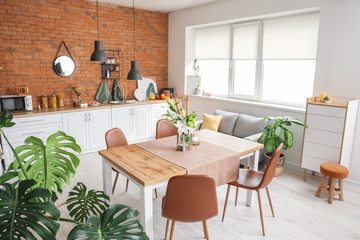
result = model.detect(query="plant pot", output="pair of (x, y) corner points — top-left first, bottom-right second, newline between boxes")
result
(195, 87), (202, 95)
(264, 152), (286, 177)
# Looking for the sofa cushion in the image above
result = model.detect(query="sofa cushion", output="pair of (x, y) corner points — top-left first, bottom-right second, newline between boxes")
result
(233, 114), (268, 138)
(200, 113), (222, 131)
(215, 110), (239, 135)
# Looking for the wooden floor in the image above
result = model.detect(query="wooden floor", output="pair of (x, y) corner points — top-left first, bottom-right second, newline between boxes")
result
(57, 153), (360, 240)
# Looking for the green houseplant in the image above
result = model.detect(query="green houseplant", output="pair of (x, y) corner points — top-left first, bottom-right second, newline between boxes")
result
(258, 116), (307, 176)
(0, 110), (149, 240)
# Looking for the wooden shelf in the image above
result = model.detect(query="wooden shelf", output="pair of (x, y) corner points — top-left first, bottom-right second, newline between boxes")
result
(103, 77), (121, 79)
(307, 96), (349, 108)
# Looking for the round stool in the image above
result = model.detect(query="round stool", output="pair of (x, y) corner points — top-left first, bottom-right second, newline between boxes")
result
(315, 163), (349, 204)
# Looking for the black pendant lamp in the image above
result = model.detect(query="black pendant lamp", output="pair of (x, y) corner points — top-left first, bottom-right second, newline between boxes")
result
(90, 0), (107, 62)
(127, 0), (143, 80)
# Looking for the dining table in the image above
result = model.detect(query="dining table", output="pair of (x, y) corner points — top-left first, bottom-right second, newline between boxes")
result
(99, 129), (263, 240)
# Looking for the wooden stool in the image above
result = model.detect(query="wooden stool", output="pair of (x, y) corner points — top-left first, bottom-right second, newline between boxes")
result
(315, 163), (348, 204)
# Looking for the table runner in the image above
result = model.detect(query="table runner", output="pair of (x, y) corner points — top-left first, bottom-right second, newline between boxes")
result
(136, 135), (240, 186)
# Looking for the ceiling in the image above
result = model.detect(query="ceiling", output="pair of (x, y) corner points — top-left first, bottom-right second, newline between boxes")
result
(91, 0), (222, 13)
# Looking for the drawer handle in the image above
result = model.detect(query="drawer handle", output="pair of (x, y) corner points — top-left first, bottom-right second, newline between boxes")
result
(22, 131), (46, 136)
(19, 119), (44, 124)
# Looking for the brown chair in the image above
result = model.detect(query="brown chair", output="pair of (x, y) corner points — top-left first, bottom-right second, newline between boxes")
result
(105, 128), (129, 195)
(105, 128), (158, 198)
(156, 119), (178, 139)
(222, 143), (283, 236)
(162, 175), (218, 240)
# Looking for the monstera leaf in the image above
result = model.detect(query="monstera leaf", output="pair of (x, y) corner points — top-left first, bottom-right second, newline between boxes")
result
(0, 179), (60, 240)
(0, 110), (15, 129)
(7, 131), (81, 194)
(67, 204), (149, 240)
(67, 182), (110, 223)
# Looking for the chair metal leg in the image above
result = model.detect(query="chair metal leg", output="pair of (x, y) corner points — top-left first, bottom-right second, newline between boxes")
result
(235, 187), (239, 206)
(257, 190), (265, 236)
(203, 220), (209, 240)
(316, 175), (327, 197)
(222, 184), (231, 222)
(154, 188), (158, 199)
(265, 186), (275, 217)
(112, 172), (119, 195)
(125, 178), (129, 192)
(169, 220), (176, 240)
(164, 219), (170, 240)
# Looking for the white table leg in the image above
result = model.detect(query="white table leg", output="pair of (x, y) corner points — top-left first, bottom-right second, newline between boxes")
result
(140, 185), (154, 240)
(246, 150), (259, 207)
(102, 158), (112, 199)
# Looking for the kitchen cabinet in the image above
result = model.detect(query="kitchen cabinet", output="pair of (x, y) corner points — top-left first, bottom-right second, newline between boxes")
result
(1, 114), (63, 169)
(112, 105), (152, 143)
(62, 108), (111, 153)
(301, 97), (358, 180)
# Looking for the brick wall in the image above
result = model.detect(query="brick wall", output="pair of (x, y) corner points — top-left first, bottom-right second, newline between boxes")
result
(0, 0), (168, 106)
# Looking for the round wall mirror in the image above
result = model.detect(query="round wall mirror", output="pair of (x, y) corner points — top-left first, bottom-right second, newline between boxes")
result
(54, 55), (76, 77)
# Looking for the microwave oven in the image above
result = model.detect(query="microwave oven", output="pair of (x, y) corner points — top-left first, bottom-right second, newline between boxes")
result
(0, 95), (33, 112)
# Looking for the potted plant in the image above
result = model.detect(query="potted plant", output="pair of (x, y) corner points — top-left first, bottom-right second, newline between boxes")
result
(258, 116), (307, 176)
(192, 58), (202, 95)
(0, 110), (149, 240)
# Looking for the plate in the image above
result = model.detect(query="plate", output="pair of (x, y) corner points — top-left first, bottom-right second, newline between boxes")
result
(89, 102), (100, 107)
(109, 101), (123, 104)
(134, 89), (146, 101)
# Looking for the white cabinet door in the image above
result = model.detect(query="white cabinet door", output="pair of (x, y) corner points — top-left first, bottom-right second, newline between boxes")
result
(62, 112), (89, 153)
(133, 105), (151, 141)
(112, 107), (132, 142)
(88, 109), (112, 151)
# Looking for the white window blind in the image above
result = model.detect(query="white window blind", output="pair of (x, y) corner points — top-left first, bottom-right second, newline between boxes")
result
(262, 12), (319, 59)
(195, 25), (231, 59)
(232, 22), (259, 59)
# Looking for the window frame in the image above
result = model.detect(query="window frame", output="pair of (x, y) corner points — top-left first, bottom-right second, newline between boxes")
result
(194, 12), (318, 107)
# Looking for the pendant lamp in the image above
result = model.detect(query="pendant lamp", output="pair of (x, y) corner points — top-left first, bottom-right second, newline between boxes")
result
(90, 0), (107, 62)
(127, 0), (143, 80)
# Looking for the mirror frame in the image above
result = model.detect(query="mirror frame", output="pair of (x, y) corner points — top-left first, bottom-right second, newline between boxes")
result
(53, 55), (76, 77)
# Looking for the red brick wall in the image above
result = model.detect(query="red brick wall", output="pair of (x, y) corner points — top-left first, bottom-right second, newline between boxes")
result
(0, 0), (168, 106)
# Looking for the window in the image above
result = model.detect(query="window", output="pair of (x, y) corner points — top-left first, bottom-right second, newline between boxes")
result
(193, 12), (319, 106)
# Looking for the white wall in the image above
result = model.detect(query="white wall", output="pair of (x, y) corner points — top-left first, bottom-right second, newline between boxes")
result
(169, 0), (360, 182)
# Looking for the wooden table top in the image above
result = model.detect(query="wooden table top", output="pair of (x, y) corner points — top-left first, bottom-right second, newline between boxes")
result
(99, 145), (186, 187)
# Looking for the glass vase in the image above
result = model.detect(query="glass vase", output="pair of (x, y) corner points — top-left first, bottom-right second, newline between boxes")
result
(177, 132), (192, 152)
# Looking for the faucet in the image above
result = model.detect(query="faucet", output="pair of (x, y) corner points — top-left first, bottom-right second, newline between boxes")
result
(116, 84), (126, 102)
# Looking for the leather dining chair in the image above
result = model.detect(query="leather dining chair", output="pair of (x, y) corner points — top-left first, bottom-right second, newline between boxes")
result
(156, 118), (178, 139)
(105, 128), (129, 195)
(222, 143), (283, 236)
(162, 175), (218, 240)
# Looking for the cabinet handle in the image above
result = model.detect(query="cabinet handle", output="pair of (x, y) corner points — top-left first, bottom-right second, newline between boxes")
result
(132, 108), (135, 116)
(22, 131), (46, 136)
(85, 114), (87, 122)
(88, 113), (91, 121)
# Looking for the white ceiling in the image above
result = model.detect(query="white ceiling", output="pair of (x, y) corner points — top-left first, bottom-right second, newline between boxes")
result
(92, 0), (222, 13)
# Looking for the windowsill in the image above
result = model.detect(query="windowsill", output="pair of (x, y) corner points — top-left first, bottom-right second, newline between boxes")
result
(187, 94), (306, 114)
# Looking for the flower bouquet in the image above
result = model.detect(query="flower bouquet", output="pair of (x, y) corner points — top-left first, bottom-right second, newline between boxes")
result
(165, 99), (197, 151)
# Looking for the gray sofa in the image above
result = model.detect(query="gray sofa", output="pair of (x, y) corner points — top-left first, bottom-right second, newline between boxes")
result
(196, 110), (268, 163)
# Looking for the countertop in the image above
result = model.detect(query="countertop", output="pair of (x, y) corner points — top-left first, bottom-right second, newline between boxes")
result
(11, 100), (169, 118)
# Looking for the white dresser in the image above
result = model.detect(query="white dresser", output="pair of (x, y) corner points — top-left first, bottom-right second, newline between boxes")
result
(301, 97), (358, 180)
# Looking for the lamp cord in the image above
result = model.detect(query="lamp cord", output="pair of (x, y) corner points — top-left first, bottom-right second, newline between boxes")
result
(133, 0), (136, 60)
(96, 0), (100, 41)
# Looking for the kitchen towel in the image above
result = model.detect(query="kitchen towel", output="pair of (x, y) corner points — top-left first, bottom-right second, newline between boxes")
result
(95, 80), (112, 103)
(111, 79), (123, 101)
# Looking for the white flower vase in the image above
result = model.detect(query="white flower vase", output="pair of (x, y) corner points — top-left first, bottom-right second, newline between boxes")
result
(195, 87), (202, 95)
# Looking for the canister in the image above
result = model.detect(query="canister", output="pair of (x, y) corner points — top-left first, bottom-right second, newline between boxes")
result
(50, 94), (57, 108)
(41, 95), (48, 108)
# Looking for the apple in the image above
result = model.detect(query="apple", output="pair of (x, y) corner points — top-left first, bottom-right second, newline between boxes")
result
(165, 93), (169, 97)
(156, 95), (159, 98)
(161, 93), (165, 97)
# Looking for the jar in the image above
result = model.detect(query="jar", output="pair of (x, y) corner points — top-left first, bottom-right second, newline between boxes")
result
(56, 93), (64, 107)
(50, 94), (57, 108)
(41, 95), (48, 108)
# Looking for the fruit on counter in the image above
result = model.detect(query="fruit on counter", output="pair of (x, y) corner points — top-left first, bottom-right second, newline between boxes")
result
(161, 93), (165, 97)
(156, 94), (159, 98)
(161, 95), (170, 100)
(150, 93), (155, 100)
(165, 93), (169, 97)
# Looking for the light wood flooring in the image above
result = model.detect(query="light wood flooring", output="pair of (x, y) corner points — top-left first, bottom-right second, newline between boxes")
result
(57, 153), (360, 240)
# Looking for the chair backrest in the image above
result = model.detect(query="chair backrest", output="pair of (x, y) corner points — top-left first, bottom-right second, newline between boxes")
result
(105, 128), (128, 149)
(156, 119), (178, 139)
(162, 175), (218, 222)
(258, 143), (283, 189)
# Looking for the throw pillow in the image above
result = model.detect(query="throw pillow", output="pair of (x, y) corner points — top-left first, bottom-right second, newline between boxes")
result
(200, 113), (223, 131)
(215, 110), (239, 135)
(233, 114), (268, 138)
